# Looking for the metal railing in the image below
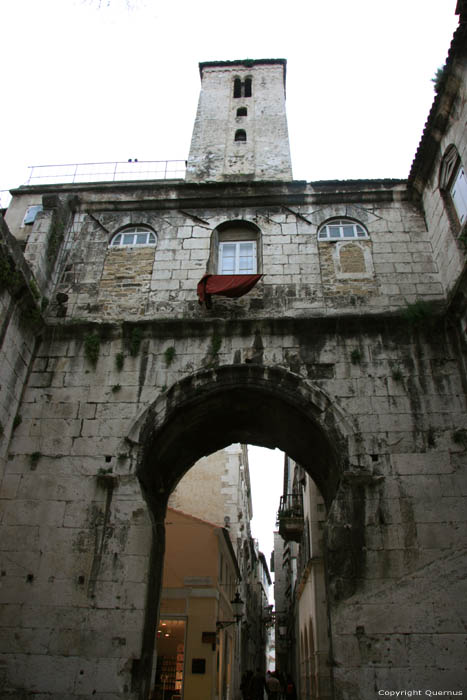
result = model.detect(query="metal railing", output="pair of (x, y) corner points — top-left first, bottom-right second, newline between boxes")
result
(277, 493), (304, 520)
(26, 159), (186, 186)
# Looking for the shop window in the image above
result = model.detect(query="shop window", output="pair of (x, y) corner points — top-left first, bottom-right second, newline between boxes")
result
(318, 219), (368, 241)
(109, 226), (157, 247)
(440, 145), (467, 228)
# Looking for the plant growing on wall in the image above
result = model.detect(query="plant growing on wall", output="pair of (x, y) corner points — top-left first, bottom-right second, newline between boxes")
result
(84, 333), (100, 366)
(350, 349), (362, 365)
(115, 352), (125, 370)
(164, 346), (176, 366)
(129, 327), (143, 356)
(46, 217), (65, 272)
(402, 299), (433, 325)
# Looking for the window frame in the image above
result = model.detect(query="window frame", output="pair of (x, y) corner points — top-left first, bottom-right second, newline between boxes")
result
(317, 218), (369, 241)
(22, 205), (43, 226)
(109, 226), (157, 248)
(218, 240), (257, 275)
(439, 145), (467, 231)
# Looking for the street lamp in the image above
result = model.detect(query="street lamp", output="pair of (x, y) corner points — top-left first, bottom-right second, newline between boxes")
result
(216, 591), (245, 629)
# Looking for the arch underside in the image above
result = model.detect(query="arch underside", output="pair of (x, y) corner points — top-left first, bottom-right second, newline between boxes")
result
(136, 365), (349, 508)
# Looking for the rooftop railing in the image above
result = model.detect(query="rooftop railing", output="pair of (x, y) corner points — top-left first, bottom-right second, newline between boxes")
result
(25, 159), (186, 186)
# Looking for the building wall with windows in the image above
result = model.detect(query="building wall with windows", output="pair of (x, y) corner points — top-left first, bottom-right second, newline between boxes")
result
(0, 21), (466, 700)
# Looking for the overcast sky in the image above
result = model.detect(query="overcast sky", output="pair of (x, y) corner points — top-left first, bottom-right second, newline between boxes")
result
(0, 0), (460, 573)
(0, 0), (459, 208)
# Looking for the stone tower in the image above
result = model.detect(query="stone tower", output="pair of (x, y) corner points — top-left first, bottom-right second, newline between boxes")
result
(186, 59), (293, 182)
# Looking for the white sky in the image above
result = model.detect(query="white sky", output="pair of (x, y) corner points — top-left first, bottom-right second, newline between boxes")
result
(248, 446), (284, 574)
(0, 0), (460, 208)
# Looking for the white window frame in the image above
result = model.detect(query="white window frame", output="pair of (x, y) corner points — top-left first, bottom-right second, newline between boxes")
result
(450, 165), (467, 227)
(22, 205), (43, 226)
(110, 226), (157, 247)
(218, 240), (257, 274)
(318, 219), (368, 241)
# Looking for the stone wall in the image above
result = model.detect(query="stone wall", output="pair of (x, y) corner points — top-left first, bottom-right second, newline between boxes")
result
(0, 307), (466, 697)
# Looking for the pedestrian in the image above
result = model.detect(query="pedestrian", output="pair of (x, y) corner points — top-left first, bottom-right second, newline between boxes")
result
(284, 674), (297, 700)
(241, 670), (253, 700)
(248, 668), (266, 700)
(265, 671), (281, 700)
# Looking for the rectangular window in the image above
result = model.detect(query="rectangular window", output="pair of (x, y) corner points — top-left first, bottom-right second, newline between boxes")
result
(219, 241), (256, 274)
(22, 205), (43, 226)
(451, 166), (467, 226)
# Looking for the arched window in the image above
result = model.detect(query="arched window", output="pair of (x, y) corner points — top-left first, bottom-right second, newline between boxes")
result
(210, 220), (261, 275)
(234, 129), (247, 143)
(233, 77), (252, 98)
(440, 145), (467, 228)
(318, 218), (368, 241)
(236, 107), (247, 117)
(109, 226), (157, 247)
(233, 78), (242, 99)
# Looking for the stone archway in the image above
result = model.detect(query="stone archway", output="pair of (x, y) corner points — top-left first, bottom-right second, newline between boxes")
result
(135, 363), (352, 509)
(131, 363), (354, 699)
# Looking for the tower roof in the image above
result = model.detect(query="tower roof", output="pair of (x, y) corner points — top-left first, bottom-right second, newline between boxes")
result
(199, 58), (287, 82)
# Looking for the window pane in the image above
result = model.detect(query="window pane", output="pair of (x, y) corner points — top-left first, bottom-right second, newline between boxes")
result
(220, 244), (236, 274)
(123, 234), (134, 245)
(111, 234), (121, 246)
(329, 226), (341, 238)
(451, 167), (467, 225)
(136, 233), (148, 244)
(343, 226), (355, 237)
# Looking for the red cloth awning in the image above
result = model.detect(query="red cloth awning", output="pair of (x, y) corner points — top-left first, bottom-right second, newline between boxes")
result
(197, 274), (263, 306)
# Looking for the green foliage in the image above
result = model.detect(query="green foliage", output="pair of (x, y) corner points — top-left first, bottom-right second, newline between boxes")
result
(84, 333), (100, 366)
(29, 279), (40, 299)
(210, 333), (222, 356)
(115, 352), (125, 371)
(350, 349), (362, 365)
(391, 365), (403, 381)
(111, 384), (121, 393)
(431, 66), (445, 93)
(427, 426), (436, 448)
(20, 304), (42, 331)
(41, 297), (49, 312)
(13, 414), (22, 430)
(30, 451), (42, 467)
(402, 299), (433, 325)
(129, 327), (143, 356)
(452, 429), (467, 445)
(164, 346), (176, 366)
(46, 218), (65, 269)
(0, 249), (23, 295)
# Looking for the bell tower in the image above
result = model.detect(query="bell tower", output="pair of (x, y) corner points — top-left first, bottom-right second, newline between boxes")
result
(186, 59), (293, 182)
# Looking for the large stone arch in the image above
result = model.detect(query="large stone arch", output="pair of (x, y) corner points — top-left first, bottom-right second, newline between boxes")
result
(134, 363), (353, 512)
(129, 363), (355, 698)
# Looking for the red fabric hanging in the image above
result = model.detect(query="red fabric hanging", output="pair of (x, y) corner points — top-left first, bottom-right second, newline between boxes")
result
(197, 274), (262, 306)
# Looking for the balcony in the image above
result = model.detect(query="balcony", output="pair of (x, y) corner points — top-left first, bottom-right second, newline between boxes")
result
(277, 493), (304, 543)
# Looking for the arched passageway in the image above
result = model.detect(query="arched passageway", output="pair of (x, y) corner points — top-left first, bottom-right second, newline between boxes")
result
(132, 364), (351, 699)
(136, 364), (350, 511)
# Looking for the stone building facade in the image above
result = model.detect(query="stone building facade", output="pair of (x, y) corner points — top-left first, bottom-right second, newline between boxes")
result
(0, 6), (466, 698)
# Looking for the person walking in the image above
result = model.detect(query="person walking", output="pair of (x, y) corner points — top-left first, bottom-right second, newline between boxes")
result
(265, 671), (281, 700)
(248, 668), (266, 700)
